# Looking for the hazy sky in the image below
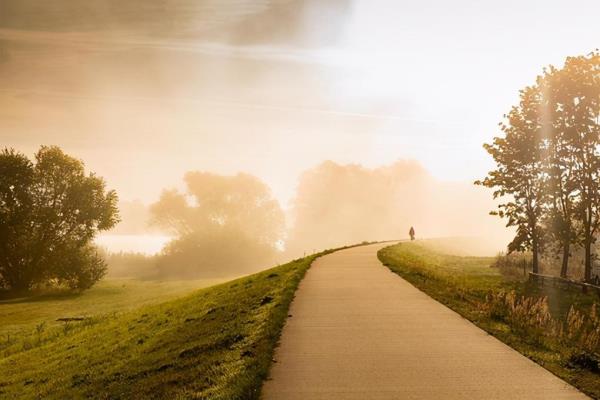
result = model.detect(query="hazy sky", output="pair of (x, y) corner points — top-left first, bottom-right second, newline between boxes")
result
(1, 0), (599, 206)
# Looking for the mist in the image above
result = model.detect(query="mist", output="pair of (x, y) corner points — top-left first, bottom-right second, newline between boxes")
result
(94, 158), (511, 279)
(0, 0), (355, 205)
(287, 160), (510, 257)
(3, 3), (600, 399)
(2, 1), (598, 272)
(4, 0), (599, 209)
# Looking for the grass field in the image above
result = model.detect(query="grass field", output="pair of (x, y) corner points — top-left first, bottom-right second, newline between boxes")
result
(0, 278), (224, 342)
(0, 252), (326, 399)
(378, 241), (600, 399)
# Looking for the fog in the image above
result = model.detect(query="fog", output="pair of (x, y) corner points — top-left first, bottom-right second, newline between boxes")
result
(0, 0), (357, 205)
(98, 161), (510, 278)
(287, 160), (511, 257)
(2, 1), (598, 273)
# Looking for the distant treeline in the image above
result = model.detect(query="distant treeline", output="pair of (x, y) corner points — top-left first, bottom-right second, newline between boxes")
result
(106, 159), (507, 280)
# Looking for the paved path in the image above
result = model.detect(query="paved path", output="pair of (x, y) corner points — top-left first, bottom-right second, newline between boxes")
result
(262, 243), (588, 399)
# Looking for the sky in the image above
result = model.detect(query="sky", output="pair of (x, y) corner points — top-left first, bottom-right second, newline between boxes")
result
(1, 0), (599, 207)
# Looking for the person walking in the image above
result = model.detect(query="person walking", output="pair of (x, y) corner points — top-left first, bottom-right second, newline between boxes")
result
(409, 226), (415, 241)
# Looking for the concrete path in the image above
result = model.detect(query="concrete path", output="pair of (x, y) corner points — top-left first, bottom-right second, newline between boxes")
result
(261, 243), (588, 399)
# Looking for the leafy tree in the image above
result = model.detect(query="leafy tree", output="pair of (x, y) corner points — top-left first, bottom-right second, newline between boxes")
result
(479, 52), (600, 280)
(0, 146), (119, 292)
(539, 61), (584, 278)
(554, 53), (600, 281)
(476, 86), (548, 273)
(150, 172), (285, 278)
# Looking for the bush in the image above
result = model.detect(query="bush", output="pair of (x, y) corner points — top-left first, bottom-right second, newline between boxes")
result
(568, 352), (600, 372)
(53, 245), (107, 290)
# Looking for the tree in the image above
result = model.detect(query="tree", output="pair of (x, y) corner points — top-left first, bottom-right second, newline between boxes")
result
(542, 123), (579, 278)
(150, 172), (285, 278)
(0, 146), (119, 292)
(478, 52), (600, 280)
(539, 63), (582, 278)
(555, 53), (600, 281)
(476, 86), (548, 273)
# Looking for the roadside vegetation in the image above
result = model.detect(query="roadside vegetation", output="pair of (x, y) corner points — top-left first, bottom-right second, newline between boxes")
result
(0, 251), (326, 399)
(379, 241), (600, 399)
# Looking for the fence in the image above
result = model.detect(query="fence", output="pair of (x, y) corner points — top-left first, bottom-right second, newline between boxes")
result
(529, 272), (600, 295)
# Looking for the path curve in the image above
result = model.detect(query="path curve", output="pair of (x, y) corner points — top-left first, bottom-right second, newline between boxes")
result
(261, 243), (588, 399)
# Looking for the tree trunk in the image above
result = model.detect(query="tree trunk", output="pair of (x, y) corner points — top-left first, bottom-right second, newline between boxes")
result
(532, 238), (539, 274)
(584, 238), (592, 282)
(560, 242), (570, 278)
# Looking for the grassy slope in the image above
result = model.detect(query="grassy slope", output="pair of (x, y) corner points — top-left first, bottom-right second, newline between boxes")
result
(0, 253), (325, 399)
(378, 241), (600, 399)
(0, 278), (221, 340)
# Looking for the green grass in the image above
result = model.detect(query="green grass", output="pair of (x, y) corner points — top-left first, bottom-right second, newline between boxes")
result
(0, 278), (222, 341)
(378, 241), (600, 399)
(0, 252), (327, 399)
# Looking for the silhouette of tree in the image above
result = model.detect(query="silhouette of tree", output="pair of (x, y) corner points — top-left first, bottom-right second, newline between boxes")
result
(150, 172), (285, 278)
(0, 146), (119, 292)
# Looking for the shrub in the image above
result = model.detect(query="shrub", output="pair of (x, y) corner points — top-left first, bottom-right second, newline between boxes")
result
(568, 352), (600, 372)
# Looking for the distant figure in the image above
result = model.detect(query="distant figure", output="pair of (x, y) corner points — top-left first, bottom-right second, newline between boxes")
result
(409, 226), (415, 241)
